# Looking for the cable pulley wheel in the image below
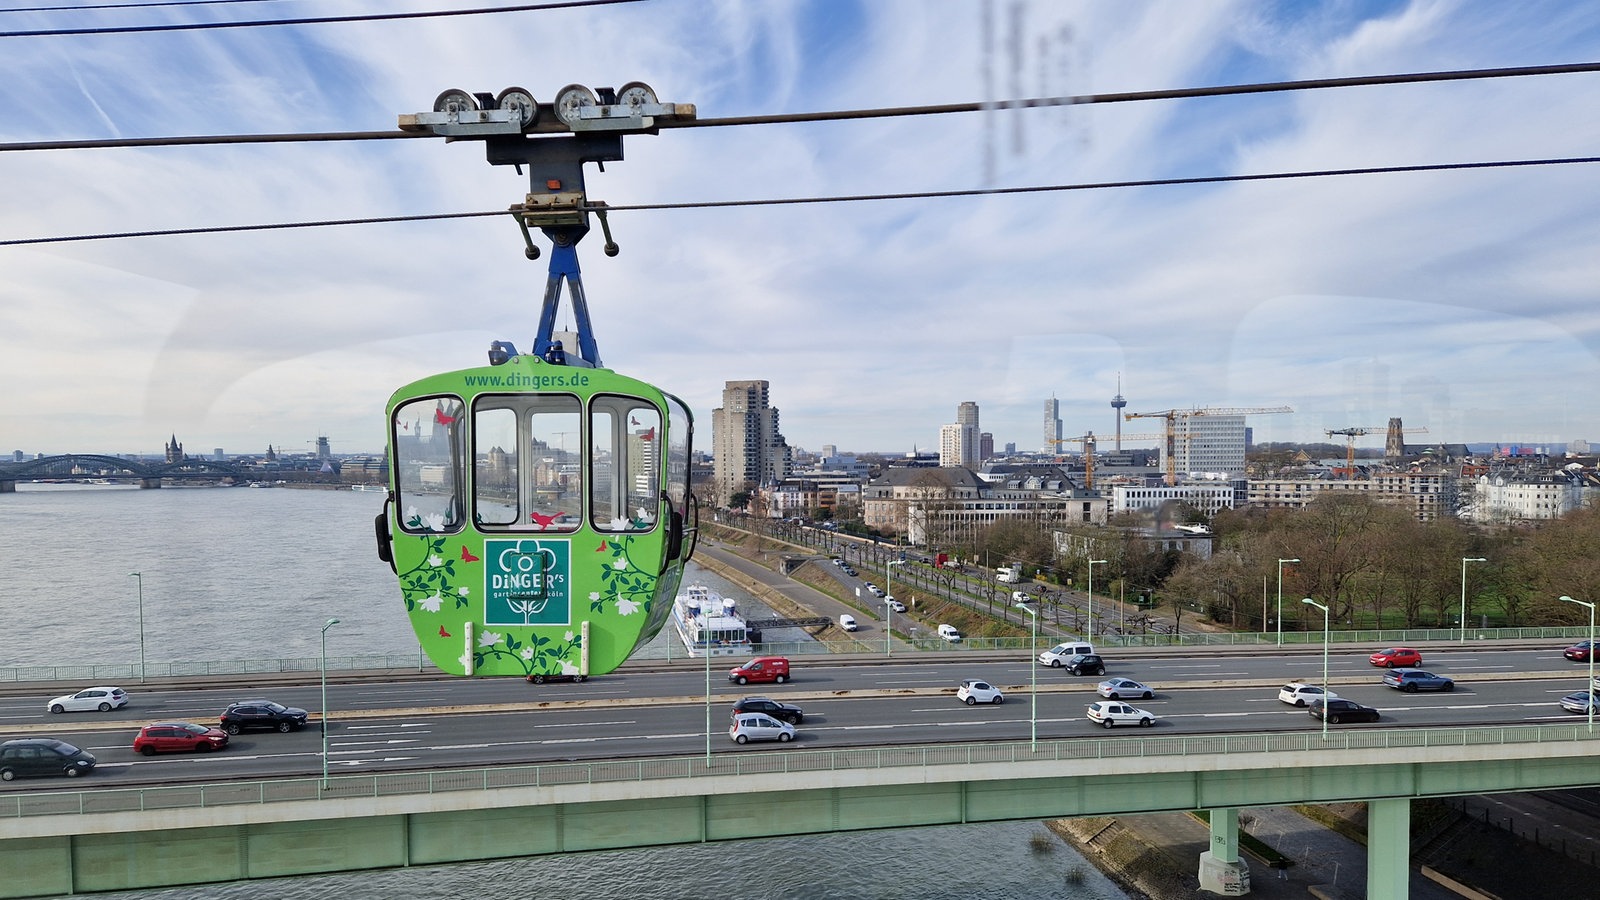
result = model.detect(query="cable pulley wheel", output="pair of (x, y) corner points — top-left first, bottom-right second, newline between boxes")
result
(554, 84), (597, 128)
(433, 89), (477, 114)
(496, 87), (539, 130)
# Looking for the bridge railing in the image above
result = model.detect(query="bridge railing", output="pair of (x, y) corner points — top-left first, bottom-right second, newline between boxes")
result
(1, 624), (1591, 683)
(5, 722), (1599, 823)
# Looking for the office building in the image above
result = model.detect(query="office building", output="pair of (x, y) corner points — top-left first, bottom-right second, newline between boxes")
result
(711, 380), (791, 507)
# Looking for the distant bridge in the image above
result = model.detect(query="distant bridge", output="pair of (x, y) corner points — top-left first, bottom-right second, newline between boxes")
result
(0, 454), (252, 491)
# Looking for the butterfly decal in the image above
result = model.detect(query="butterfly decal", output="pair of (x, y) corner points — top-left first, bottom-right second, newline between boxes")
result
(438, 626), (451, 638)
(529, 511), (561, 529)
(461, 546), (480, 563)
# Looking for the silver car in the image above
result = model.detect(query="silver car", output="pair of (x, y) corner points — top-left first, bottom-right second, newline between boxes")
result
(1097, 678), (1154, 700)
(729, 712), (796, 744)
(1560, 690), (1600, 714)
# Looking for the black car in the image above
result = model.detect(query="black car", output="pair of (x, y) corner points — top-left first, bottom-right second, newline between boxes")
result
(219, 700), (310, 734)
(731, 696), (804, 725)
(1308, 698), (1381, 724)
(1063, 654), (1106, 676)
(0, 738), (97, 780)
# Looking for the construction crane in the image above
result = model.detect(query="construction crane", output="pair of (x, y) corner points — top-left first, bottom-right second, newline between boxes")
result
(1325, 425), (1428, 479)
(1124, 406), (1294, 486)
(1049, 431), (1162, 488)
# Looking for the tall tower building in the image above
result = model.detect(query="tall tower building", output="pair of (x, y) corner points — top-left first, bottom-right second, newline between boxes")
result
(1044, 396), (1062, 451)
(1385, 417), (1407, 462)
(955, 402), (980, 467)
(1110, 376), (1128, 451)
(711, 380), (791, 507)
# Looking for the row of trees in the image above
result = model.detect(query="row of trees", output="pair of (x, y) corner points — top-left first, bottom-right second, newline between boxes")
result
(954, 493), (1600, 632)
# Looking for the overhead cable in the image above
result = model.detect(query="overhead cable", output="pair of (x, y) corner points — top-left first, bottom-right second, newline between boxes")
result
(4, 154), (1595, 247)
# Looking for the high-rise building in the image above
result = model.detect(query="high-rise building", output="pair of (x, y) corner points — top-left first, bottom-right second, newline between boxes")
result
(711, 380), (791, 506)
(949, 402), (981, 467)
(1044, 396), (1062, 451)
(1172, 414), (1247, 477)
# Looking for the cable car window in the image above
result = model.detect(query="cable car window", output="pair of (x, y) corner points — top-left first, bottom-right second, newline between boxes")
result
(663, 392), (693, 515)
(393, 396), (464, 533)
(525, 396), (582, 532)
(473, 406), (519, 526)
(591, 396), (660, 532)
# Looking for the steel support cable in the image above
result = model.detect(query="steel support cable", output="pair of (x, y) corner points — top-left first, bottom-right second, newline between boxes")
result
(1, 0), (298, 12)
(2, 62), (1597, 153)
(3, 155), (1596, 248)
(0, 0), (641, 37)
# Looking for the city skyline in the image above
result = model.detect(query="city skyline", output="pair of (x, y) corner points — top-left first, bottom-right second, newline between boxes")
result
(3, 3), (1599, 456)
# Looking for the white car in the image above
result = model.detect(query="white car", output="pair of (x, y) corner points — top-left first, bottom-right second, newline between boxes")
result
(1278, 682), (1339, 707)
(865, 584), (885, 597)
(1086, 700), (1156, 729)
(46, 686), (128, 714)
(956, 679), (1004, 705)
(1038, 642), (1096, 667)
(884, 597), (907, 613)
(839, 614), (858, 631)
(1097, 678), (1154, 700)
(729, 712), (796, 744)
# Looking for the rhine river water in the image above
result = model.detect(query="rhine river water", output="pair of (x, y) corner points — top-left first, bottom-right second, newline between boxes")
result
(2, 483), (1131, 900)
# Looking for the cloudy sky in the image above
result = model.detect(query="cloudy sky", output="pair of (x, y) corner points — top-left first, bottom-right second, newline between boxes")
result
(3, 0), (1598, 460)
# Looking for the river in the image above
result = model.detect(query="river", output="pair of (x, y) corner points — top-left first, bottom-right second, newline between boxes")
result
(1, 483), (1131, 900)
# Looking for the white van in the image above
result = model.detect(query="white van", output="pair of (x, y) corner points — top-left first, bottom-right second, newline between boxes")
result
(937, 623), (964, 643)
(839, 614), (858, 632)
(1039, 641), (1096, 667)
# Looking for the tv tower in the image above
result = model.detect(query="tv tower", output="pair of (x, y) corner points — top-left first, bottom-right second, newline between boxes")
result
(1110, 375), (1128, 451)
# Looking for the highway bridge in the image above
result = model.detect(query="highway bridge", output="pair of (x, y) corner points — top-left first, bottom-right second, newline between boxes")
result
(3, 644), (1598, 898)
(0, 454), (249, 490)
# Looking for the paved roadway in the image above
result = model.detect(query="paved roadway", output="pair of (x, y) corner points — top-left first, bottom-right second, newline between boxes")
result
(1, 644), (1593, 789)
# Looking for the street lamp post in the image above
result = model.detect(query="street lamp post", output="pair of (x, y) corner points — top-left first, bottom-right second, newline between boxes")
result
(1276, 558), (1300, 647)
(886, 559), (905, 657)
(1459, 557), (1487, 642)
(1016, 600), (1038, 749)
(1560, 595), (1595, 733)
(128, 572), (146, 683)
(1302, 598), (1330, 740)
(1087, 560), (1107, 639)
(320, 617), (339, 787)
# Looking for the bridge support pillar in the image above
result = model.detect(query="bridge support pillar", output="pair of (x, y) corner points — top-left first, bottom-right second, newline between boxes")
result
(0, 480), (12, 493)
(1368, 797), (1410, 899)
(1198, 807), (1250, 895)
(139, 479), (162, 489)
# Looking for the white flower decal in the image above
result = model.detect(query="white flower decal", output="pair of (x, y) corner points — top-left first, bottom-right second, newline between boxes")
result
(559, 660), (581, 676)
(564, 631), (575, 642)
(589, 591), (602, 603)
(616, 596), (640, 616)
(520, 647), (535, 661)
(458, 651), (472, 670)
(478, 631), (502, 649)
(418, 593), (443, 613)
(424, 513), (446, 532)
(457, 586), (470, 597)
(428, 554), (444, 568)
(612, 558), (628, 570)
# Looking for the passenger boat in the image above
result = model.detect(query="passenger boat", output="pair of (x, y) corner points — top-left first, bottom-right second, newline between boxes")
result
(673, 584), (751, 657)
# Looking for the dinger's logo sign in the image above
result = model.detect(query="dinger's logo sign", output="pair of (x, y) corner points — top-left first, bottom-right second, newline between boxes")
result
(483, 538), (571, 627)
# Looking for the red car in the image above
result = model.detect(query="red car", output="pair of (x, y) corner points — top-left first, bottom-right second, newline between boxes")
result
(1369, 647), (1422, 668)
(132, 722), (230, 755)
(1565, 641), (1595, 662)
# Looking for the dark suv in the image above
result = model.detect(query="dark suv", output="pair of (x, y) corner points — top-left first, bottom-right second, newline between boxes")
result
(1063, 654), (1106, 676)
(0, 738), (97, 780)
(219, 700), (309, 734)
(731, 696), (804, 725)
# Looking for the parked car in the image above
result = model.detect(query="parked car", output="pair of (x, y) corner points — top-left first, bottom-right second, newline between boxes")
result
(728, 656), (790, 685)
(1038, 642), (1096, 667)
(1062, 653), (1106, 676)
(884, 597), (906, 613)
(840, 566), (857, 576)
(1369, 647), (1422, 668)
(937, 624), (964, 643)
(46, 686), (127, 714)
(0, 738), (97, 780)
(218, 700), (309, 734)
(729, 712), (795, 744)
(731, 696), (804, 725)
(1086, 701), (1156, 728)
(1564, 640), (1595, 662)
(1309, 698), (1381, 724)
(956, 679), (1004, 705)
(1097, 678), (1154, 700)
(864, 583), (884, 597)
(839, 614), (858, 631)
(1382, 669), (1455, 693)
(1278, 683), (1339, 707)
(132, 722), (230, 755)
(1560, 690), (1600, 714)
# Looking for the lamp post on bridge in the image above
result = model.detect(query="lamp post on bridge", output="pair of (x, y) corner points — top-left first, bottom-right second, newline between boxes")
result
(1459, 557), (1487, 642)
(886, 559), (905, 657)
(1559, 595), (1595, 734)
(1276, 558), (1299, 647)
(128, 572), (146, 684)
(320, 617), (340, 788)
(1302, 598), (1330, 740)
(1016, 599), (1038, 750)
